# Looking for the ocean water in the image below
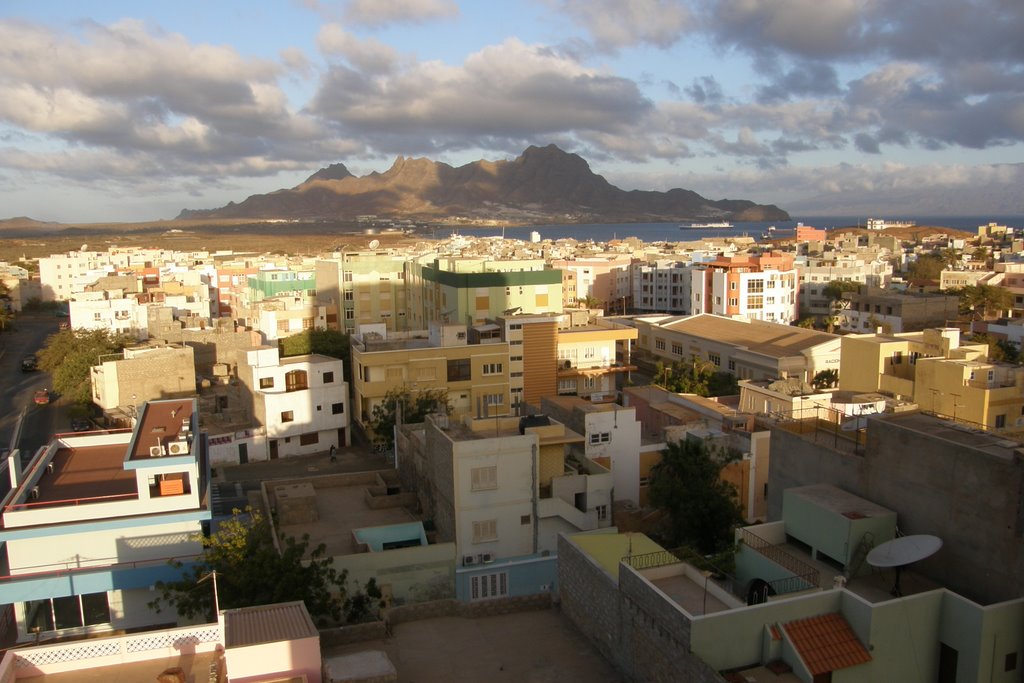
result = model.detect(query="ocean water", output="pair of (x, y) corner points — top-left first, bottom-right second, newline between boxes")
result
(448, 215), (1024, 244)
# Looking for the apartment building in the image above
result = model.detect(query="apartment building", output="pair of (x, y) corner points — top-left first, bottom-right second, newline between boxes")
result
(91, 344), (197, 413)
(550, 254), (632, 308)
(631, 259), (695, 314)
(350, 322), (511, 440)
(838, 286), (961, 333)
(797, 251), (894, 316)
(254, 296), (329, 343)
(213, 264), (259, 321)
(691, 252), (799, 323)
(412, 256), (563, 328)
(236, 347), (351, 460)
(69, 290), (149, 339)
(316, 250), (411, 334)
(397, 412), (611, 601)
(0, 399), (210, 643)
(629, 313), (841, 384)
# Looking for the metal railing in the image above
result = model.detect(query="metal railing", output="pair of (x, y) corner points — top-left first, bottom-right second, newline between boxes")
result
(0, 552), (201, 583)
(622, 548), (685, 571)
(737, 527), (820, 593)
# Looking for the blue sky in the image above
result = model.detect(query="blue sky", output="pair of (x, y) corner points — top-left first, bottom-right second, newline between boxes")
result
(1, 0), (1022, 222)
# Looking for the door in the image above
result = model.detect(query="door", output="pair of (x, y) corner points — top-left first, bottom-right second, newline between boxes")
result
(269, 439), (279, 460)
(238, 443), (248, 465)
(938, 643), (958, 683)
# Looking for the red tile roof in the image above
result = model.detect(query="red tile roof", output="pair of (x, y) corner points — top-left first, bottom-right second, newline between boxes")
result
(782, 612), (871, 676)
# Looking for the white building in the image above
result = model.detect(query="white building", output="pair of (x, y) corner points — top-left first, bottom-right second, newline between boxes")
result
(0, 399), (210, 643)
(69, 291), (149, 339)
(230, 347), (350, 463)
(797, 252), (894, 316)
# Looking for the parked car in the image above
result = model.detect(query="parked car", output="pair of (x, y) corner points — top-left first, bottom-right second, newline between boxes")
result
(70, 418), (92, 432)
(21, 356), (37, 372)
(33, 389), (50, 405)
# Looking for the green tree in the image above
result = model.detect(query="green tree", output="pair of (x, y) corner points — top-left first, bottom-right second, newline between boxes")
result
(279, 328), (350, 361)
(821, 279), (859, 305)
(577, 294), (603, 309)
(812, 369), (839, 390)
(36, 328), (133, 403)
(648, 439), (743, 554)
(906, 253), (945, 281)
(368, 386), (452, 446)
(150, 508), (358, 626)
(958, 284), (1012, 320)
(654, 356), (713, 395)
(972, 334), (1022, 364)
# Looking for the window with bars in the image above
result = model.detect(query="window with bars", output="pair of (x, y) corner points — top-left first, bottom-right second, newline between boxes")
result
(470, 571), (509, 601)
(471, 466), (498, 491)
(472, 519), (498, 543)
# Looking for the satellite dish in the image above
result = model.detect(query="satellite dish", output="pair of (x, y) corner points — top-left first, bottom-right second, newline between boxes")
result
(368, 239), (380, 249)
(80, 244), (88, 251)
(866, 534), (942, 596)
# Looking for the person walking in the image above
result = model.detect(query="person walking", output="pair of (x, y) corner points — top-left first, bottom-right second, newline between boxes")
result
(329, 444), (337, 463)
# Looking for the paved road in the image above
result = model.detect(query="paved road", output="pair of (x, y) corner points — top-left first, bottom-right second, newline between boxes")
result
(0, 314), (66, 457)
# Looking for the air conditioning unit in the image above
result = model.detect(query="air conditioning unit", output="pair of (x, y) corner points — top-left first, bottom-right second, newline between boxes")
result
(180, 418), (191, 433)
(149, 445), (164, 457)
(29, 487), (40, 500)
(167, 441), (190, 456)
(462, 555), (477, 567)
(46, 462), (55, 475)
(481, 552), (494, 564)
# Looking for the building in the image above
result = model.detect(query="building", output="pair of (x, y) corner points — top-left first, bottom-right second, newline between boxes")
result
(691, 253), (799, 323)
(630, 259), (696, 314)
(234, 347), (350, 461)
(629, 313), (841, 384)
(316, 250), (412, 334)
(397, 412), (611, 602)
(839, 286), (960, 333)
(350, 322), (511, 441)
(550, 254), (632, 309)
(254, 295), (329, 343)
(797, 251), (894, 316)
(91, 344), (197, 414)
(0, 399), (210, 643)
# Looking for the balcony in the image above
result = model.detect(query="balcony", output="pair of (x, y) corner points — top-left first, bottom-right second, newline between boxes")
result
(556, 360), (637, 378)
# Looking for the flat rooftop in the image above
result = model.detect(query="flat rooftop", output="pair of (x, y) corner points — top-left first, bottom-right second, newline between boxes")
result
(877, 412), (1022, 461)
(33, 444), (137, 506)
(273, 476), (418, 557)
(130, 399), (194, 461)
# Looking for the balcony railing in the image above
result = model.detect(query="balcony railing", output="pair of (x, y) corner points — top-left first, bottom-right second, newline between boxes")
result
(737, 527), (820, 594)
(0, 553), (201, 583)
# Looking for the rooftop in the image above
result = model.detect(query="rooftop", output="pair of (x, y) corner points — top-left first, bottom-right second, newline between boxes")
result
(32, 442), (137, 506)
(130, 399), (194, 461)
(223, 601), (318, 648)
(658, 314), (838, 357)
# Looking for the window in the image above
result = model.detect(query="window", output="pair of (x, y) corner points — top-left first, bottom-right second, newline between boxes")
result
(596, 505), (608, 521)
(281, 410), (294, 423)
(671, 343), (683, 355)
(259, 377), (274, 389)
(345, 310), (354, 320)
(332, 402), (345, 414)
(323, 371), (335, 384)
(344, 290), (354, 301)
(25, 593), (110, 633)
(472, 519), (498, 543)
(471, 466), (498, 491)
(1006, 652), (1018, 672)
(748, 279), (764, 293)
(520, 514), (531, 525)
(590, 432), (611, 445)
(470, 571), (509, 601)
(511, 355), (523, 362)
(447, 358), (471, 381)
(300, 432), (319, 446)
(485, 393), (504, 407)
(482, 363), (503, 375)
(996, 414), (1007, 429)
(709, 353), (721, 366)
(747, 295), (763, 310)
(655, 338), (666, 351)
(892, 351), (903, 365)
(285, 369), (308, 392)
(730, 281), (737, 290)
(728, 360), (736, 371)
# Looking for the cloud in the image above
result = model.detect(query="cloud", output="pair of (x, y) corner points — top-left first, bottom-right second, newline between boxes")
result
(552, 0), (692, 51)
(685, 76), (724, 105)
(343, 0), (458, 27)
(755, 61), (841, 103)
(316, 24), (400, 74)
(309, 38), (653, 154)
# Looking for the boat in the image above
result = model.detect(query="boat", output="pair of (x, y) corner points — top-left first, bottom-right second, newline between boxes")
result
(680, 221), (733, 229)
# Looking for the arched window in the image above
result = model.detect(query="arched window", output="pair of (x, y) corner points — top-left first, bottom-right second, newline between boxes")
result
(285, 369), (308, 392)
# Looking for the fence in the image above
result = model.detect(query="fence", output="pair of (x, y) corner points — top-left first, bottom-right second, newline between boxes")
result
(737, 527), (820, 594)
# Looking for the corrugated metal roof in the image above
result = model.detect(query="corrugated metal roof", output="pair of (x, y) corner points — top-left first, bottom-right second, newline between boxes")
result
(224, 601), (319, 648)
(783, 612), (871, 676)
(658, 315), (838, 358)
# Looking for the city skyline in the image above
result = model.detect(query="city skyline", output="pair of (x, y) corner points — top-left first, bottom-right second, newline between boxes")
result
(1, 0), (1022, 222)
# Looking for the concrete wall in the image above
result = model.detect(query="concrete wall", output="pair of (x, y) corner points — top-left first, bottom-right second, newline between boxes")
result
(337, 541), (456, 606)
(768, 416), (1024, 605)
(557, 534), (727, 683)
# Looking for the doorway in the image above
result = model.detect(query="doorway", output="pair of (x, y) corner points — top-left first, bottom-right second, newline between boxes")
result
(269, 439), (279, 460)
(238, 443), (248, 465)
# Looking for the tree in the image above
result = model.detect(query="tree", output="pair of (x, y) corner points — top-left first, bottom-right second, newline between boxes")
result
(648, 439), (743, 554)
(906, 253), (945, 281)
(972, 334), (1022, 364)
(150, 508), (367, 626)
(812, 369), (839, 390)
(36, 328), (133, 403)
(957, 284), (1012, 320)
(577, 294), (603, 309)
(279, 328), (350, 361)
(821, 279), (859, 305)
(368, 386), (452, 446)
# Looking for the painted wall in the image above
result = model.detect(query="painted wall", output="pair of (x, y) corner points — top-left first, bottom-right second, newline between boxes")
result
(227, 637), (322, 683)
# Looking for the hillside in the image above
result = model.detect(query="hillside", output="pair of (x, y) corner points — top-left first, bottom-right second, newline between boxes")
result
(178, 145), (790, 224)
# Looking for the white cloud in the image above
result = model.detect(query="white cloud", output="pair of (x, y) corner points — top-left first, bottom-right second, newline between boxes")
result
(552, 0), (692, 51)
(317, 24), (400, 74)
(343, 0), (458, 27)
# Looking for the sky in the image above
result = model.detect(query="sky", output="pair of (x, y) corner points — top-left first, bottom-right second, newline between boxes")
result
(1, 0), (1023, 223)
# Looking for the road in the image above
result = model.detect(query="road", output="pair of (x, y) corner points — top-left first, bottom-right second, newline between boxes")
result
(0, 314), (67, 459)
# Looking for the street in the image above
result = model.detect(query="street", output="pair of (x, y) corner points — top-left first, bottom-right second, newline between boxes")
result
(0, 313), (67, 458)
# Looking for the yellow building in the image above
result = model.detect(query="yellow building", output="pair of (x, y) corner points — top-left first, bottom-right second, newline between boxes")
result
(839, 327), (1024, 432)
(350, 322), (511, 440)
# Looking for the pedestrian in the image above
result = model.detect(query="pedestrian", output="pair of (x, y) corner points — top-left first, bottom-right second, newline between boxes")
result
(329, 444), (337, 463)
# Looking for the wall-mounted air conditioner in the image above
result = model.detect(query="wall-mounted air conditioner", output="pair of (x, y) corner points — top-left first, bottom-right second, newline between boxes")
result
(462, 555), (477, 567)
(481, 552), (494, 564)
(149, 445), (164, 457)
(167, 441), (190, 456)
(29, 487), (40, 500)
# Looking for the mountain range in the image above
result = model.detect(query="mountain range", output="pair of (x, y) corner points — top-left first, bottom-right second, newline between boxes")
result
(178, 145), (789, 223)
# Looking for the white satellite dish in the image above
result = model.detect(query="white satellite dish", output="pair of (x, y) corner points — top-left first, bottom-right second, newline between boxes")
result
(866, 534), (942, 596)
(368, 239), (380, 249)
